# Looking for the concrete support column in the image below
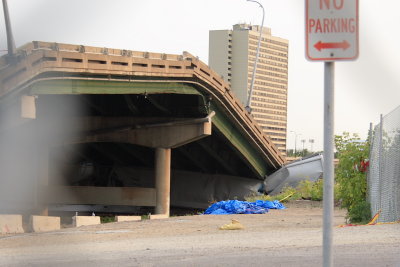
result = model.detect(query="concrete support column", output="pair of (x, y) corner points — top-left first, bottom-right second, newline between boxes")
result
(37, 144), (49, 216)
(155, 148), (171, 216)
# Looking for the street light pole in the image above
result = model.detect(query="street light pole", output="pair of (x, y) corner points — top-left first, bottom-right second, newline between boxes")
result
(245, 0), (264, 113)
(309, 139), (315, 152)
(290, 131), (301, 156)
(2, 0), (16, 58)
(301, 139), (306, 156)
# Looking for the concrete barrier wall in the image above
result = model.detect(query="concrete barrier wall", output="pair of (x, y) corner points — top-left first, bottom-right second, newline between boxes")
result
(73, 216), (100, 227)
(0, 214), (24, 234)
(30, 215), (60, 232)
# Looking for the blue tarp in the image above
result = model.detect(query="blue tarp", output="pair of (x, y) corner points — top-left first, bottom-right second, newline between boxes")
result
(204, 200), (286, 215)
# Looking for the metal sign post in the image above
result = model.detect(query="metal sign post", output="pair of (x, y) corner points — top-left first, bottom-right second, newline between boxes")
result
(323, 61), (335, 267)
(305, 1), (359, 266)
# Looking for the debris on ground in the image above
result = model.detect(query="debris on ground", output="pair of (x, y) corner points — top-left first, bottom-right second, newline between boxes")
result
(204, 200), (285, 215)
(337, 209), (400, 227)
(219, 219), (244, 230)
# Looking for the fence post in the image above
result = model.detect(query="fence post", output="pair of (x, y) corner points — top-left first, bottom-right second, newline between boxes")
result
(378, 114), (383, 221)
(367, 122), (373, 204)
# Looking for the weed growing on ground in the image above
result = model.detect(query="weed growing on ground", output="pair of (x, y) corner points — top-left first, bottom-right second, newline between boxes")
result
(245, 181), (318, 203)
(100, 216), (116, 223)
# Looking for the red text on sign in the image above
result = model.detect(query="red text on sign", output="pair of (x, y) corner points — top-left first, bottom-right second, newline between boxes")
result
(308, 18), (356, 33)
(320, 0), (344, 10)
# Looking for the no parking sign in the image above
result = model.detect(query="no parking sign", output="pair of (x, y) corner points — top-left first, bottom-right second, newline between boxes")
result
(306, 0), (359, 61)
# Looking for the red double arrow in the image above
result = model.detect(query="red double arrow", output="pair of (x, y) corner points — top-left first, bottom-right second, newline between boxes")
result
(314, 40), (350, 51)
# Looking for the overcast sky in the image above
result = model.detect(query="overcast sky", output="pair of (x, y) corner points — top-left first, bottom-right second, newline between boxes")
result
(1, 0), (399, 151)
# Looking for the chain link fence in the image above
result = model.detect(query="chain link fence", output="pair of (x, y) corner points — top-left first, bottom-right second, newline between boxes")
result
(368, 105), (400, 222)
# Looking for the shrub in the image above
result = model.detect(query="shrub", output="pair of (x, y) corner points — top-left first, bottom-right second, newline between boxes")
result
(335, 132), (371, 224)
(100, 216), (115, 223)
(246, 179), (324, 203)
(347, 200), (371, 224)
(296, 179), (323, 201)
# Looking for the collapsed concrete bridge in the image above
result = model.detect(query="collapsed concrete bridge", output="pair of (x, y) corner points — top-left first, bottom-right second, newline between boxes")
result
(0, 41), (285, 217)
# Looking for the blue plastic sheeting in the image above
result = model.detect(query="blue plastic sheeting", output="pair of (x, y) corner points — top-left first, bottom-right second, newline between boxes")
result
(204, 200), (285, 215)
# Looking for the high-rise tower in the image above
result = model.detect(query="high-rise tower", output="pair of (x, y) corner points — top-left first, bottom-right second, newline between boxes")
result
(209, 24), (289, 153)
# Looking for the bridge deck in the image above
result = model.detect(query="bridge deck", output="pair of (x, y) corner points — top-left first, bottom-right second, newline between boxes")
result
(0, 41), (285, 175)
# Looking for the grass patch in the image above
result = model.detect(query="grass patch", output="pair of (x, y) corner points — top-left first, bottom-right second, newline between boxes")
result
(246, 179), (324, 203)
(141, 214), (150, 220)
(100, 216), (116, 223)
(246, 186), (298, 202)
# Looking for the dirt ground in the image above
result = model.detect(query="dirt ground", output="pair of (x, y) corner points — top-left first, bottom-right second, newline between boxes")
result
(1, 200), (399, 266)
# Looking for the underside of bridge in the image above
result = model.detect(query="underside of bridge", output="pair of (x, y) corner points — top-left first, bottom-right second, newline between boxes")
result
(0, 42), (285, 216)
(35, 89), (261, 179)
(0, 83), (265, 214)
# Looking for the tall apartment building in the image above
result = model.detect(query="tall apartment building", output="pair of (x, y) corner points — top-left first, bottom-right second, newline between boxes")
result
(209, 24), (289, 153)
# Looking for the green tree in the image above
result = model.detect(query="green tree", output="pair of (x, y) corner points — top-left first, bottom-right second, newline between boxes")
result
(334, 132), (371, 223)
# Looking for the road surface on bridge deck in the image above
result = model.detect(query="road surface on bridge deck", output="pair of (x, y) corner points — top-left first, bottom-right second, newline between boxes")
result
(1, 201), (399, 267)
